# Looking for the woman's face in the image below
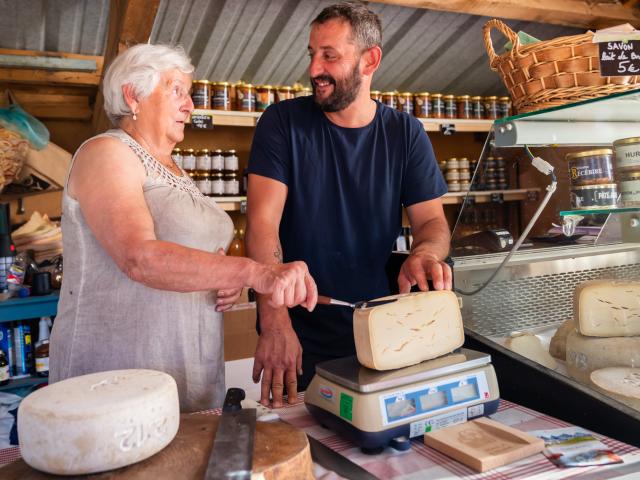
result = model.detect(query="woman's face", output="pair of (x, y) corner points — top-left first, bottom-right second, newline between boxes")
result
(138, 69), (194, 144)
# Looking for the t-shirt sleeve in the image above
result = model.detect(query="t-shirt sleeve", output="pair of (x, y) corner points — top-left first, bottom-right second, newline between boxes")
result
(401, 118), (448, 207)
(247, 104), (290, 185)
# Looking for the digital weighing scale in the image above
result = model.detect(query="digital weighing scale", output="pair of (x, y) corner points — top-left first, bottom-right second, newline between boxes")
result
(305, 348), (500, 453)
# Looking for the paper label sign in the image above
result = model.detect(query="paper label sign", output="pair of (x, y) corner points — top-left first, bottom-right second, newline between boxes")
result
(598, 41), (640, 76)
(190, 113), (213, 129)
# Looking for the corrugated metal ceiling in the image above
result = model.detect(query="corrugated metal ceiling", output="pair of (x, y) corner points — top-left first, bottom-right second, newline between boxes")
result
(0, 0), (582, 96)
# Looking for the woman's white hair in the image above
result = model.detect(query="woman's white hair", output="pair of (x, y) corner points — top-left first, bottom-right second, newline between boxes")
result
(103, 43), (195, 125)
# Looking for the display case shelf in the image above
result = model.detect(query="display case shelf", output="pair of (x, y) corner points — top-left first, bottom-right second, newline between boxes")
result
(559, 206), (640, 216)
(443, 188), (539, 205)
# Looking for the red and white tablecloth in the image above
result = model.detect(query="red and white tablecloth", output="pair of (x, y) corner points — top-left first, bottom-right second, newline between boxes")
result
(2, 395), (639, 479)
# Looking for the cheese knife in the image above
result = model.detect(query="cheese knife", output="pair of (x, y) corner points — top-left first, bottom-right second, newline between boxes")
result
(204, 388), (255, 480)
(317, 294), (401, 309)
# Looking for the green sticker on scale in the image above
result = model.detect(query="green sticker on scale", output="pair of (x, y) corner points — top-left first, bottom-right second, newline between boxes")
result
(339, 392), (353, 421)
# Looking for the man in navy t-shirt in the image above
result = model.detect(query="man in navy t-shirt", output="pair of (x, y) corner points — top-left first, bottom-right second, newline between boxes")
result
(247, 2), (451, 407)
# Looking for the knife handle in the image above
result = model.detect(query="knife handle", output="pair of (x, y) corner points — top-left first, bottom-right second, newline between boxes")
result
(222, 387), (246, 413)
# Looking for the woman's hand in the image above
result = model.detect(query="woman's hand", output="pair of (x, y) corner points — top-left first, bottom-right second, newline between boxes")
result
(250, 261), (318, 311)
(215, 287), (243, 312)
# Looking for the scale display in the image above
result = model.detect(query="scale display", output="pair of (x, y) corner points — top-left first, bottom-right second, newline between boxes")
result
(380, 371), (489, 425)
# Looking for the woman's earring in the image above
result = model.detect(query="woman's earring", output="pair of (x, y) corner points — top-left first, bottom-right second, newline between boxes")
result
(132, 112), (137, 121)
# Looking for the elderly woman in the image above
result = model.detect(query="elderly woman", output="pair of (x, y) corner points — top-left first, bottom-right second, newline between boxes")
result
(49, 44), (317, 411)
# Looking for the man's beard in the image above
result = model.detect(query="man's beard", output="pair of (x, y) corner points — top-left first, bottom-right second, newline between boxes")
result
(311, 62), (362, 112)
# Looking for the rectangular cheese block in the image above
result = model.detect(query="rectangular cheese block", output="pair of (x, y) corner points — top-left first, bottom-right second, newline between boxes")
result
(353, 291), (464, 371)
(574, 280), (640, 337)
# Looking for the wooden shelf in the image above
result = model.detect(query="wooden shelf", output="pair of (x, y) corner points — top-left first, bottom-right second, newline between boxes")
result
(442, 189), (540, 205)
(212, 196), (246, 211)
(189, 109), (494, 133)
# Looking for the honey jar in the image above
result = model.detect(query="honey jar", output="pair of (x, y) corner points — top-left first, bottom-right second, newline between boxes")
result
(211, 149), (224, 173)
(484, 96), (498, 120)
(276, 86), (294, 103)
(456, 95), (472, 119)
(431, 94), (444, 118)
(471, 96), (484, 119)
(397, 92), (414, 115)
(195, 149), (212, 172)
(212, 82), (231, 111)
(498, 96), (512, 118)
(370, 90), (382, 102)
(191, 80), (211, 109)
(236, 83), (256, 112)
(256, 85), (275, 112)
(381, 91), (397, 109)
(443, 94), (456, 119)
(413, 92), (430, 118)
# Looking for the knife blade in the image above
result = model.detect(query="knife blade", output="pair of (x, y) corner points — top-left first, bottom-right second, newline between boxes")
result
(308, 435), (379, 479)
(317, 295), (400, 309)
(204, 388), (256, 480)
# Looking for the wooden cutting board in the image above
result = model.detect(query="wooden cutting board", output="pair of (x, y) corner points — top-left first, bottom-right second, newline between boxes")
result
(3, 414), (314, 480)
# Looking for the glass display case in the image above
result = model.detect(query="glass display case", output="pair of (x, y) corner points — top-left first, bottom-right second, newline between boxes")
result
(451, 89), (640, 447)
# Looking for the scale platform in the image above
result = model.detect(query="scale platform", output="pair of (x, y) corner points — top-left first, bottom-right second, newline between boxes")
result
(305, 348), (500, 452)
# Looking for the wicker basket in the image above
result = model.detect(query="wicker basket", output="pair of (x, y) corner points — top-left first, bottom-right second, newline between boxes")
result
(483, 19), (640, 114)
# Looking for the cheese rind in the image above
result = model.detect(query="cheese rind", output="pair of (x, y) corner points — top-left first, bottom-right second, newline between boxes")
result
(549, 318), (576, 360)
(505, 333), (557, 369)
(18, 369), (180, 475)
(353, 291), (464, 371)
(590, 367), (640, 410)
(566, 330), (640, 384)
(574, 280), (640, 337)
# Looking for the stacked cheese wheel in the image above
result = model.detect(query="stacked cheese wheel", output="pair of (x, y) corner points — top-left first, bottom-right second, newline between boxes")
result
(552, 280), (640, 410)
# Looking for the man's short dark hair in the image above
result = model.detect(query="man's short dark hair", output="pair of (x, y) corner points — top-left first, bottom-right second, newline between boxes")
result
(311, 2), (382, 51)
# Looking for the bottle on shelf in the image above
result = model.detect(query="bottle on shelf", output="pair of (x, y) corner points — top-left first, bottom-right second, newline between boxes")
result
(228, 229), (246, 257)
(35, 317), (52, 377)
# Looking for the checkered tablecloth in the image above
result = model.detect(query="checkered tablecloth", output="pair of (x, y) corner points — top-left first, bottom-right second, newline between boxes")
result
(2, 396), (639, 479)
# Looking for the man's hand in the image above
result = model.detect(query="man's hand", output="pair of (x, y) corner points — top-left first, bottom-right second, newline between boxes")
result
(252, 320), (302, 407)
(398, 251), (452, 292)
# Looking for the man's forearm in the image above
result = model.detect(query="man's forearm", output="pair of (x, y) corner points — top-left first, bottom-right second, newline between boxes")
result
(410, 216), (451, 260)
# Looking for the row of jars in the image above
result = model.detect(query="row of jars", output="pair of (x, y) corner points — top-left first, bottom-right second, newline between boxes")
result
(171, 148), (241, 196)
(372, 92), (512, 120)
(192, 81), (312, 112)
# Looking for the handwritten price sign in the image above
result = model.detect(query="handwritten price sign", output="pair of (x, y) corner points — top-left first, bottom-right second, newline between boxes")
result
(598, 41), (640, 76)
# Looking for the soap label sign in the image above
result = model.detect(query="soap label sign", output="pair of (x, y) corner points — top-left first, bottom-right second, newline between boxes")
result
(598, 41), (640, 76)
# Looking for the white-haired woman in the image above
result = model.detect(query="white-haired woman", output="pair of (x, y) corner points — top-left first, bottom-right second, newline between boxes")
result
(49, 44), (317, 411)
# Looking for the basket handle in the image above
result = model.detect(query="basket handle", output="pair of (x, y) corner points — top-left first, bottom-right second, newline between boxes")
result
(483, 19), (519, 70)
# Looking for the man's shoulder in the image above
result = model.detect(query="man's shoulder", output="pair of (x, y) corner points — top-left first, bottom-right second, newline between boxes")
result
(264, 95), (316, 120)
(377, 102), (424, 138)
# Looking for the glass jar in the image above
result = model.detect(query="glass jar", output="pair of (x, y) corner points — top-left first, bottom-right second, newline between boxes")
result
(459, 169), (471, 181)
(471, 96), (484, 119)
(458, 158), (469, 169)
(484, 96), (498, 120)
(448, 180), (461, 192)
(413, 92), (430, 118)
(211, 149), (224, 173)
(443, 94), (456, 119)
(620, 171), (640, 206)
(446, 158), (459, 170)
(196, 171), (212, 196)
(256, 85), (275, 112)
(212, 82), (231, 111)
(381, 91), (396, 109)
(211, 172), (225, 196)
(182, 148), (196, 172)
(224, 150), (239, 173)
(191, 80), (211, 109)
(397, 92), (413, 115)
(195, 149), (212, 172)
(224, 172), (240, 195)
(613, 137), (640, 173)
(431, 94), (444, 118)
(456, 95), (472, 119)
(370, 90), (381, 102)
(276, 86), (294, 103)
(171, 148), (183, 169)
(236, 83), (256, 112)
(498, 96), (512, 118)
(446, 168), (460, 181)
(566, 149), (615, 187)
(295, 87), (312, 98)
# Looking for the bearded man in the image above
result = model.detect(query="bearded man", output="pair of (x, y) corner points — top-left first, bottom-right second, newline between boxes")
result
(246, 1), (451, 407)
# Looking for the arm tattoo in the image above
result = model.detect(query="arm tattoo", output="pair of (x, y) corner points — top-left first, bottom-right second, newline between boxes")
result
(274, 245), (283, 263)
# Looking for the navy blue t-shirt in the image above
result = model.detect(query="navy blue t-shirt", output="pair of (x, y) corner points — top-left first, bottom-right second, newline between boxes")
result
(248, 96), (447, 357)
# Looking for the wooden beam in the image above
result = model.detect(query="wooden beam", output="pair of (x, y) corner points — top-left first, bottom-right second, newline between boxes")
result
(92, 0), (161, 134)
(8, 91), (92, 120)
(374, 0), (640, 29)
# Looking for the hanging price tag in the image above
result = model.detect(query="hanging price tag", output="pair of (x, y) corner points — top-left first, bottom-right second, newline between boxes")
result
(190, 113), (213, 129)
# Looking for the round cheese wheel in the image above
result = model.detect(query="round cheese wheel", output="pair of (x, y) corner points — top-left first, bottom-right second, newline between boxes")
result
(566, 331), (640, 384)
(18, 369), (180, 475)
(549, 318), (576, 361)
(505, 332), (557, 370)
(590, 367), (640, 410)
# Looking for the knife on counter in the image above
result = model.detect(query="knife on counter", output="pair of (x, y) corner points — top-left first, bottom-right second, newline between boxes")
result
(204, 388), (255, 480)
(317, 294), (405, 309)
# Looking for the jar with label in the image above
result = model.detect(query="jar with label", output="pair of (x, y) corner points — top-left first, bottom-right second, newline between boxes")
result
(471, 96), (484, 119)
(224, 150), (239, 173)
(460, 181), (471, 192)
(438, 160), (447, 172)
(498, 96), (512, 118)
(413, 92), (430, 118)
(620, 171), (640, 206)
(613, 137), (640, 173)
(256, 85), (275, 112)
(370, 90), (381, 102)
(443, 94), (456, 119)
(196, 171), (212, 196)
(484, 157), (497, 169)
(171, 148), (183, 169)
(211, 172), (225, 196)
(459, 168), (471, 181)
(445, 168), (460, 181)
(458, 158), (470, 169)
(484, 96), (498, 119)
(224, 172), (240, 195)
(571, 184), (618, 209)
(381, 91), (397, 109)
(397, 92), (414, 115)
(446, 158), (459, 170)
(276, 86), (294, 103)
(236, 83), (256, 112)
(191, 80), (211, 109)
(211, 149), (224, 173)
(182, 148), (197, 173)
(196, 149), (212, 172)
(295, 87), (312, 98)
(431, 94), (444, 118)
(212, 82), (231, 111)
(566, 149), (615, 187)
(495, 157), (506, 169)
(457, 95), (472, 119)
(448, 180), (461, 192)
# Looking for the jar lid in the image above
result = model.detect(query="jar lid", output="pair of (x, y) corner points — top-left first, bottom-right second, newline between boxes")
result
(431, 93), (443, 98)
(185, 148), (195, 153)
(416, 92), (430, 96)
(241, 83), (254, 88)
(198, 171), (210, 178)
(499, 96), (511, 101)
(259, 85), (274, 89)
(572, 183), (618, 190)
(382, 91), (397, 95)
(448, 157), (457, 161)
(471, 96), (483, 100)
(621, 171), (640, 180)
(212, 172), (224, 179)
(443, 94), (455, 99)
(226, 172), (238, 177)
(193, 80), (210, 85)
(302, 87), (312, 92)
(485, 96), (498, 100)
(216, 81), (230, 86)
(400, 92), (413, 97)
(448, 180), (460, 184)
(613, 136), (640, 146)
(279, 86), (292, 91)
(197, 148), (210, 154)
(456, 95), (470, 100)
(172, 148), (181, 153)
(458, 157), (468, 161)
(226, 149), (237, 154)
(565, 149), (613, 160)
(370, 90), (381, 95)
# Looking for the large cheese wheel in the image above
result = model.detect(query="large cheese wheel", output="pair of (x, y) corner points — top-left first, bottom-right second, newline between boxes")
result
(574, 280), (640, 337)
(505, 333), (557, 369)
(566, 331), (640, 384)
(549, 318), (576, 360)
(590, 367), (640, 411)
(353, 291), (464, 371)
(18, 369), (180, 475)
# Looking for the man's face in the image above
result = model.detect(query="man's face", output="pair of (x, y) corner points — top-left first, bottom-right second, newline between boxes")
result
(308, 19), (363, 112)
